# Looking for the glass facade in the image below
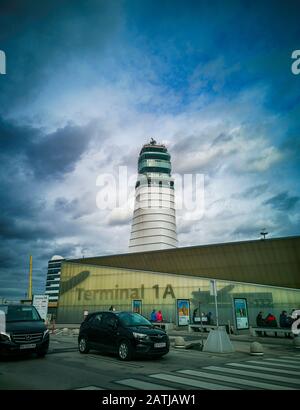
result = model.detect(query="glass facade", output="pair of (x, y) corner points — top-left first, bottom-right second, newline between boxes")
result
(57, 261), (300, 325)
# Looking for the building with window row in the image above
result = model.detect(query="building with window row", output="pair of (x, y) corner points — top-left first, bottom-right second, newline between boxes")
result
(45, 255), (64, 318)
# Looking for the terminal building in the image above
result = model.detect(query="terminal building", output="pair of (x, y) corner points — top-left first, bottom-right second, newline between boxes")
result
(56, 236), (300, 326)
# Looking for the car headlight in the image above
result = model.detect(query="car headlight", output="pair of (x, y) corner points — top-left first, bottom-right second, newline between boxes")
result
(43, 329), (50, 338)
(0, 331), (11, 341)
(133, 332), (149, 341)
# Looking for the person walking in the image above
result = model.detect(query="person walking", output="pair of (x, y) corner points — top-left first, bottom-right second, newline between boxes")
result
(109, 305), (115, 311)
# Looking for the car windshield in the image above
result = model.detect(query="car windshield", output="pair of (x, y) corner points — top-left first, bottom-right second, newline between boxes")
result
(0, 306), (41, 322)
(117, 312), (152, 327)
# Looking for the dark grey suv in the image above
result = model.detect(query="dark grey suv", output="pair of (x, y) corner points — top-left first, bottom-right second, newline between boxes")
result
(78, 311), (170, 360)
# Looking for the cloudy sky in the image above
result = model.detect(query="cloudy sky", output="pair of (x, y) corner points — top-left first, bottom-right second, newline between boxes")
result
(0, 0), (299, 300)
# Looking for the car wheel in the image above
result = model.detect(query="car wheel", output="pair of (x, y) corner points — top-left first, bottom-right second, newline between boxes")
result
(118, 340), (132, 361)
(36, 349), (48, 358)
(78, 337), (90, 354)
(151, 355), (164, 360)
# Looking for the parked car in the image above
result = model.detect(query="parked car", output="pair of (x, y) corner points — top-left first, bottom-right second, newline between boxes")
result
(0, 304), (49, 357)
(78, 311), (170, 360)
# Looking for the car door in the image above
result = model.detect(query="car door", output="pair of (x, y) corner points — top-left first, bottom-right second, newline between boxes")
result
(101, 313), (119, 353)
(88, 313), (105, 349)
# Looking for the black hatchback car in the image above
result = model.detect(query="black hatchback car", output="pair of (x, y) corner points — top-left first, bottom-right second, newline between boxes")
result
(0, 304), (49, 357)
(78, 311), (170, 360)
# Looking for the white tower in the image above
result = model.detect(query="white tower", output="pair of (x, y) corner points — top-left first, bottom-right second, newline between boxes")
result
(129, 139), (177, 252)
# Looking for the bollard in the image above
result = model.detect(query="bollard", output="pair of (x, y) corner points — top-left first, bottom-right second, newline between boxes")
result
(293, 336), (300, 349)
(174, 336), (186, 349)
(250, 341), (264, 356)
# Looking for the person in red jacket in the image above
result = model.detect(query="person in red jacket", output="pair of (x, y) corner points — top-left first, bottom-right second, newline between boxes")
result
(156, 310), (163, 322)
(265, 313), (277, 328)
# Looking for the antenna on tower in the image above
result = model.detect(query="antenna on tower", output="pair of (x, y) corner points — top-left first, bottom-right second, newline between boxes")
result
(260, 228), (268, 240)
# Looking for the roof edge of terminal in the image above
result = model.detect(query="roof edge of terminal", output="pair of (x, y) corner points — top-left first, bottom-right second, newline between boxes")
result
(67, 234), (300, 263)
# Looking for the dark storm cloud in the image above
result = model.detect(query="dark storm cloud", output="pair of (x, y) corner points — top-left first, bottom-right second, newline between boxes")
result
(0, 214), (57, 240)
(27, 123), (93, 178)
(0, 116), (94, 179)
(263, 192), (300, 211)
(0, 237), (82, 300)
(0, 184), (45, 219)
(0, 116), (40, 153)
(0, 115), (97, 300)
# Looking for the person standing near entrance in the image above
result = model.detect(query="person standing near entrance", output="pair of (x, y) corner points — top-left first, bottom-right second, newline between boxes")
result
(150, 309), (157, 322)
(156, 310), (163, 322)
(192, 308), (198, 324)
(256, 311), (266, 336)
(206, 312), (213, 325)
(280, 311), (291, 338)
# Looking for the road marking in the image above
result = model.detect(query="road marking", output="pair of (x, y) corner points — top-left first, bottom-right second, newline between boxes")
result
(149, 373), (239, 390)
(226, 362), (300, 376)
(279, 356), (300, 361)
(203, 366), (300, 385)
(115, 379), (175, 390)
(264, 358), (300, 366)
(177, 369), (295, 390)
(248, 360), (300, 370)
(87, 354), (142, 368)
(76, 386), (104, 390)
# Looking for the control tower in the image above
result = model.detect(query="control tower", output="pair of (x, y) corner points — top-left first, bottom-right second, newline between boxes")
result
(129, 139), (177, 252)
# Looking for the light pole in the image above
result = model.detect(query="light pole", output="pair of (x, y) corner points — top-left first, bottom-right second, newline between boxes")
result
(260, 229), (268, 240)
(210, 280), (219, 328)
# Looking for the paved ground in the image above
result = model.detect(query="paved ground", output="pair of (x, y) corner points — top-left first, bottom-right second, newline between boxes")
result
(0, 332), (299, 390)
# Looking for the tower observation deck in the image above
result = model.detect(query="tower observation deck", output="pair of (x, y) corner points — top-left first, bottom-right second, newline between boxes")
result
(129, 138), (178, 252)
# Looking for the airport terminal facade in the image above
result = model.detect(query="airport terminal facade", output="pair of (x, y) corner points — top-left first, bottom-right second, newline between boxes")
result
(57, 236), (300, 326)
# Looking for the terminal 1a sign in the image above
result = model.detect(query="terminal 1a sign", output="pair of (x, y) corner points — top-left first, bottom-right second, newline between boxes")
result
(233, 298), (249, 330)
